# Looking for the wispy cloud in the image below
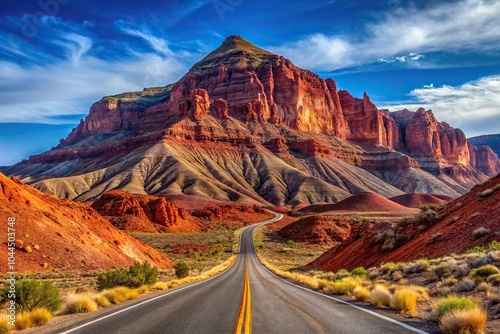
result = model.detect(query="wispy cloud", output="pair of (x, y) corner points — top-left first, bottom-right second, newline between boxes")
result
(382, 75), (500, 137)
(270, 0), (500, 71)
(0, 16), (197, 124)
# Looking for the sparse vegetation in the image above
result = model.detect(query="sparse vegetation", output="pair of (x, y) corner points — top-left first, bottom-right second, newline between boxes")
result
(152, 282), (168, 290)
(413, 204), (441, 228)
(439, 307), (487, 334)
(26, 308), (52, 327)
(0, 280), (61, 313)
(467, 240), (500, 253)
(0, 314), (10, 334)
(102, 287), (139, 304)
(353, 286), (370, 301)
(434, 296), (479, 320)
(174, 261), (190, 279)
(350, 267), (368, 277)
(472, 264), (500, 278)
(97, 261), (158, 291)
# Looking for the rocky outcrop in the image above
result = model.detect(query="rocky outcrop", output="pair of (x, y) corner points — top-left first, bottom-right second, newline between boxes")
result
(91, 190), (206, 233)
(339, 92), (400, 149)
(278, 215), (351, 245)
(468, 134), (500, 157)
(391, 108), (499, 176)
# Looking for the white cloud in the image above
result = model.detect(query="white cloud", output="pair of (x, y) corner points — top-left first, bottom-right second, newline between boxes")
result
(270, 0), (500, 71)
(382, 75), (500, 137)
(0, 18), (196, 123)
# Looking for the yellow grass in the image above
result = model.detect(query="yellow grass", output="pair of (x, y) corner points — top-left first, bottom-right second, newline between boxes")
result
(0, 314), (11, 334)
(135, 285), (149, 295)
(369, 285), (392, 307)
(93, 294), (112, 308)
(353, 286), (371, 302)
(14, 312), (31, 330)
(102, 287), (138, 304)
(151, 282), (168, 290)
(391, 288), (418, 316)
(440, 308), (487, 334)
(28, 308), (52, 327)
(168, 256), (236, 288)
(62, 294), (98, 314)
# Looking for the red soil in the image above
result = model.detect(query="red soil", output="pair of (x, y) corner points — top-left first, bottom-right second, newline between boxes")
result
(191, 205), (274, 228)
(309, 173), (500, 271)
(300, 192), (418, 214)
(0, 174), (173, 273)
(279, 216), (351, 246)
(390, 193), (447, 208)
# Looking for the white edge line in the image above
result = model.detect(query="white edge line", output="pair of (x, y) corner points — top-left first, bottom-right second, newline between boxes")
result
(59, 213), (282, 334)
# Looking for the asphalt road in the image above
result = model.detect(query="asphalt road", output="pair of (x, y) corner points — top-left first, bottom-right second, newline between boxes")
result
(55, 212), (428, 334)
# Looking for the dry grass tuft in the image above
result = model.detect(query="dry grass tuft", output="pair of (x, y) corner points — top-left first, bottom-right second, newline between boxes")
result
(391, 288), (418, 316)
(168, 256), (236, 288)
(61, 294), (98, 314)
(93, 294), (112, 308)
(102, 287), (138, 304)
(28, 308), (52, 327)
(353, 286), (370, 302)
(0, 315), (11, 334)
(14, 312), (31, 330)
(369, 285), (392, 307)
(434, 296), (479, 320)
(439, 307), (487, 334)
(135, 285), (149, 295)
(151, 282), (168, 290)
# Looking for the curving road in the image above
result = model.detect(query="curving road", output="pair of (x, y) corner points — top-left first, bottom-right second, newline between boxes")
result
(55, 212), (428, 334)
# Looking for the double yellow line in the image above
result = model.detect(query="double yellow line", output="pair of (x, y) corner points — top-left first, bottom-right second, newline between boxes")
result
(234, 258), (252, 334)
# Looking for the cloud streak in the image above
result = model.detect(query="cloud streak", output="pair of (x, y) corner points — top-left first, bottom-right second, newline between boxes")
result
(270, 0), (500, 71)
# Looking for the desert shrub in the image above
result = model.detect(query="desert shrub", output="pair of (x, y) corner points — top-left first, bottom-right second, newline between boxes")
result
(476, 282), (491, 292)
(353, 286), (370, 301)
(97, 261), (158, 291)
(453, 278), (476, 293)
(27, 308), (52, 327)
(467, 240), (500, 254)
(473, 227), (490, 239)
(136, 285), (149, 295)
(335, 269), (350, 279)
(0, 315), (10, 334)
(61, 294), (98, 314)
(479, 188), (494, 198)
(369, 285), (391, 307)
(174, 261), (190, 279)
(429, 232), (442, 243)
(486, 273), (500, 286)
(392, 271), (403, 282)
(391, 288), (418, 316)
(0, 280), (61, 313)
(413, 205), (441, 228)
(440, 277), (458, 287)
(434, 296), (478, 320)
(350, 267), (367, 277)
(439, 308), (486, 334)
(472, 264), (500, 278)
(286, 240), (296, 248)
(404, 259), (430, 274)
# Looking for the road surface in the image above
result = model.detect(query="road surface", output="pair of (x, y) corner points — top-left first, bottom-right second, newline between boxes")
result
(56, 212), (427, 334)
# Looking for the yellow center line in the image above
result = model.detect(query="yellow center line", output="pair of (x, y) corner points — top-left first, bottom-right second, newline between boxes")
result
(234, 258), (252, 334)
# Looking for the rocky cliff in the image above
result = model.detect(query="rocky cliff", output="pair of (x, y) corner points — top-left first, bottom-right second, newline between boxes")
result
(2, 36), (498, 206)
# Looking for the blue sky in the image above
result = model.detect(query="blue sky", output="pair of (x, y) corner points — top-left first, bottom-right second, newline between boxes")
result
(1, 0), (500, 165)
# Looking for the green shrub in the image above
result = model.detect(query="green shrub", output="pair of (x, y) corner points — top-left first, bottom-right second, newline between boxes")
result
(351, 267), (368, 277)
(472, 264), (500, 278)
(174, 261), (190, 279)
(97, 261), (158, 291)
(286, 240), (296, 248)
(466, 240), (500, 254)
(472, 227), (490, 239)
(434, 296), (478, 320)
(0, 280), (61, 313)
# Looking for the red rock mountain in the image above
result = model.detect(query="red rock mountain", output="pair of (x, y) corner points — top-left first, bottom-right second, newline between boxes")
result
(2, 36), (499, 207)
(0, 173), (173, 273)
(308, 173), (500, 271)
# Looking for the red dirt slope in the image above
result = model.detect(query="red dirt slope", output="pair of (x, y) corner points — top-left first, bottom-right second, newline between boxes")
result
(390, 193), (448, 208)
(300, 192), (417, 214)
(309, 173), (500, 271)
(92, 190), (208, 233)
(0, 174), (173, 273)
(278, 216), (351, 246)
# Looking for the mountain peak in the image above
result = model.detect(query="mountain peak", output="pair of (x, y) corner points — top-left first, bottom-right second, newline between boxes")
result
(191, 35), (274, 72)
